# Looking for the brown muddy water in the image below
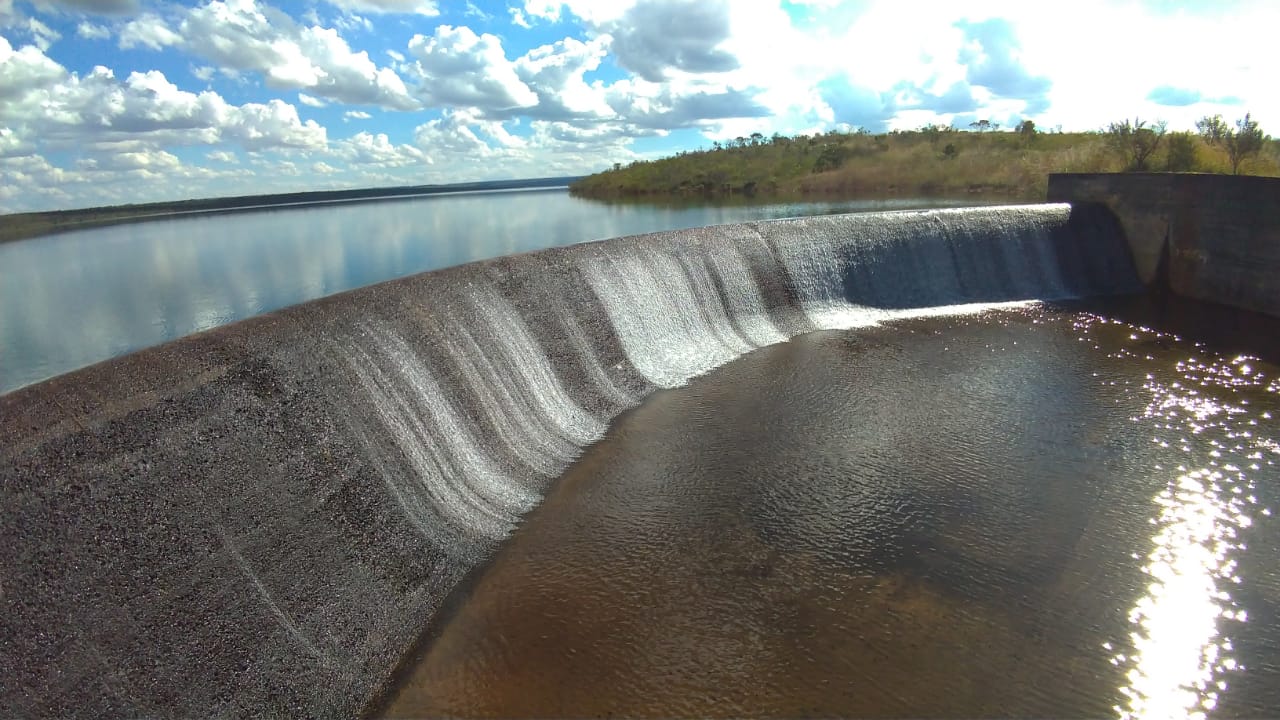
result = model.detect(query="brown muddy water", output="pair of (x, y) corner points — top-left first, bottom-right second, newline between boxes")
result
(377, 299), (1280, 718)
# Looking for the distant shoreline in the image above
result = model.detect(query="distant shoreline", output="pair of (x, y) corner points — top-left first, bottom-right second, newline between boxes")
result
(0, 176), (583, 244)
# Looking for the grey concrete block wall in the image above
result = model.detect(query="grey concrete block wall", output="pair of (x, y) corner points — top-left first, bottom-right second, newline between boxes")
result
(1048, 173), (1280, 318)
(0, 205), (1136, 718)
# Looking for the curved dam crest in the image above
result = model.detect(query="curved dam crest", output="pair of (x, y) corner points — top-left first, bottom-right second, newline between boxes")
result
(0, 204), (1138, 717)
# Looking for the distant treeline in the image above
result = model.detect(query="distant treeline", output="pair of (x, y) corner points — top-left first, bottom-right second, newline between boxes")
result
(1, 176), (582, 244)
(570, 120), (1280, 201)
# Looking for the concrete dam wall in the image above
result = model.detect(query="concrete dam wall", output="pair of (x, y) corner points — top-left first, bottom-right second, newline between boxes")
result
(1048, 173), (1280, 318)
(0, 204), (1138, 717)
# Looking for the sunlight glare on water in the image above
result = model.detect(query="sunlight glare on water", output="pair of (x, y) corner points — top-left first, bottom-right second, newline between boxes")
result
(1113, 339), (1275, 720)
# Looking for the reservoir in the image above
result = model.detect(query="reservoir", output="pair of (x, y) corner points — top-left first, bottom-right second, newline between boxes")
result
(380, 299), (1280, 718)
(0, 189), (990, 394)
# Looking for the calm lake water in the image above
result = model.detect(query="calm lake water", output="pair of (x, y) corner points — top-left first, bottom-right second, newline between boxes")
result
(0, 189), (994, 394)
(381, 300), (1280, 718)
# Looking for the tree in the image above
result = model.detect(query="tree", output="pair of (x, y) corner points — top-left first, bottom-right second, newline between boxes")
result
(1164, 131), (1197, 172)
(813, 145), (847, 172)
(919, 123), (951, 146)
(1015, 119), (1036, 144)
(1105, 117), (1167, 171)
(1197, 112), (1268, 174)
(1223, 113), (1266, 174)
(969, 119), (992, 132)
(1196, 114), (1229, 144)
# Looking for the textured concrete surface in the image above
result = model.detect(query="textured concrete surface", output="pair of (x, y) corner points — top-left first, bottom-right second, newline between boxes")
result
(0, 205), (1137, 718)
(1048, 173), (1280, 317)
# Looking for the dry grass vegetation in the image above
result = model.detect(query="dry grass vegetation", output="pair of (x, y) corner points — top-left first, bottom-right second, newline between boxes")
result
(570, 123), (1280, 202)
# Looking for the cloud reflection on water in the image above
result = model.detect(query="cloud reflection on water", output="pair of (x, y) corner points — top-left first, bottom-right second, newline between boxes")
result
(1, 191), (984, 393)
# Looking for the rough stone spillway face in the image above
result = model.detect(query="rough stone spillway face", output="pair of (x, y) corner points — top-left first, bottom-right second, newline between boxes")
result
(0, 204), (1139, 717)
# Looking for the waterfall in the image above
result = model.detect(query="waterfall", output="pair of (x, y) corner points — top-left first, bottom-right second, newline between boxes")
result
(0, 203), (1138, 718)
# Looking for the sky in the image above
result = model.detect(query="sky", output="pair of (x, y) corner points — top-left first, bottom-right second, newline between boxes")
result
(0, 0), (1275, 213)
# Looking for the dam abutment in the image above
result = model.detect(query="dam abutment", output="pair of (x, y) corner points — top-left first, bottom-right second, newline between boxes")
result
(1048, 172), (1280, 317)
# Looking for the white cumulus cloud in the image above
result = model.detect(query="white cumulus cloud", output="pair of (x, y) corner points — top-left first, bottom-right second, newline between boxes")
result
(331, 130), (429, 166)
(297, 92), (327, 107)
(0, 39), (327, 152)
(32, 0), (140, 14)
(75, 21), (110, 39)
(605, 0), (738, 82)
(118, 0), (419, 110)
(118, 13), (180, 50)
(324, 0), (438, 15)
(24, 17), (60, 50)
(407, 24), (538, 112)
(513, 35), (613, 120)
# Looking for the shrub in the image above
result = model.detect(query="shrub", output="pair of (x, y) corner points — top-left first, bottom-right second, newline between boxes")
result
(1165, 132), (1197, 172)
(1105, 118), (1166, 171)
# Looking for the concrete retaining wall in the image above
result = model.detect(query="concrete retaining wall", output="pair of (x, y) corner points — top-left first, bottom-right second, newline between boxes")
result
(1048, 173), (1280, 317)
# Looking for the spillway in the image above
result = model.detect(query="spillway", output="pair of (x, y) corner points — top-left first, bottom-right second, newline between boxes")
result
(0, 204), (1140, 716)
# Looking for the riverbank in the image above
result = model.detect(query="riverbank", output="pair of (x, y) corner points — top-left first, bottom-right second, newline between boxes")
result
(569, 127), (1280, 201)
(0, 176), (581, 244)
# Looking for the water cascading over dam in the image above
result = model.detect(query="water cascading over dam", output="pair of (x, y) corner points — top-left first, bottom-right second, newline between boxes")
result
(0, 204), (1141, 717)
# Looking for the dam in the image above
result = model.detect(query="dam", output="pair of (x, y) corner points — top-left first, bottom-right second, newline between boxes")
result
(2, 179), (1280, 716)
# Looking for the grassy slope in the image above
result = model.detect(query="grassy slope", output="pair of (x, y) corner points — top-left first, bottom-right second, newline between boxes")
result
(570, 129), (1280, 201)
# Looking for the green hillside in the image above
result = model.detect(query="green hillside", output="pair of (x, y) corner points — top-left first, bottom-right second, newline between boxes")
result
(570, 124), (1280, 201)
